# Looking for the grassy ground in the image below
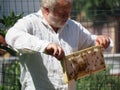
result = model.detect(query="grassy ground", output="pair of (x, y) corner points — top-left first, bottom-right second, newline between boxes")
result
(77, 67), (120, 90)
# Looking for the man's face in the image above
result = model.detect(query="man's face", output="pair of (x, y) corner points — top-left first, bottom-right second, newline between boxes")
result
(47, 0), (72, 28)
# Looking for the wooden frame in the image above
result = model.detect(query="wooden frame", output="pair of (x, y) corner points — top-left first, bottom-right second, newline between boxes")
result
(62, 46), (106, 83)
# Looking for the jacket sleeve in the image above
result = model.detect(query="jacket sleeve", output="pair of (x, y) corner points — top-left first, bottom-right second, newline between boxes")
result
(5, 17), (50, 53)
(78, 23), (95, 50)
(78, 23), (113, 52)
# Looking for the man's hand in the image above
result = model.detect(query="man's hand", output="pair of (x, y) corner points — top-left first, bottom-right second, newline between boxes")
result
(95, 35), (110, 49)
(45, 43), (65, 60)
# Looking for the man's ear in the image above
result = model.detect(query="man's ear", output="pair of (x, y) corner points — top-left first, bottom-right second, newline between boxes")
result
(42, 7), (50, 15)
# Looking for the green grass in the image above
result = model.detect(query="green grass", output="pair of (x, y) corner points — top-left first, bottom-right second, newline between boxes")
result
(1, 62), (120, 90)
(77, 66), (120, 90)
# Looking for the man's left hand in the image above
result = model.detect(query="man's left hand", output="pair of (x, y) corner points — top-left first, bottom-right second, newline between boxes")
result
(95, 35), (110, 49)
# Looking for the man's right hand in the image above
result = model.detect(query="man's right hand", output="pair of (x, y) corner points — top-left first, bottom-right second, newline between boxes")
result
(45, 43), (65, 60)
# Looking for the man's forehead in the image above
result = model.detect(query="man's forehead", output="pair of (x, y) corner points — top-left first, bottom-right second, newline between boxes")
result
(57, 0), (72, 4)
(55, 0), (72, 8)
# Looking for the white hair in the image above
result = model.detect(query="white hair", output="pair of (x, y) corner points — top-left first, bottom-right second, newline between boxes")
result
(40, 0), (73, 10)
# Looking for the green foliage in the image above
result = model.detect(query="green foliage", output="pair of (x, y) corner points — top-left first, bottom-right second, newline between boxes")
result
(77, 66), (120, 90)
(0, 28), (7, 38)
(0, 60), (21, 90)
(0, 12), (23, 56)
(0, 12), (22, 89)
(0, 11), (23, 31)
(72, 0), (120, 21)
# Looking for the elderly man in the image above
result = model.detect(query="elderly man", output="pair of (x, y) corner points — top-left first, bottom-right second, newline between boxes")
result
(5, 0), (113, 90)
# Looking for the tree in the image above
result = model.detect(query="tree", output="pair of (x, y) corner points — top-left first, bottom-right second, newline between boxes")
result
(0, 12), (23, 56)
(72, 0), (120, 52)
(72, 0), (120, 22)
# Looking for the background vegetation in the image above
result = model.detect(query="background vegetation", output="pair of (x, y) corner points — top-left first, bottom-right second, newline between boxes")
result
(77, 66), (120, 90)
(72, 0), (120, 22)
(0, 12), (23, 56)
